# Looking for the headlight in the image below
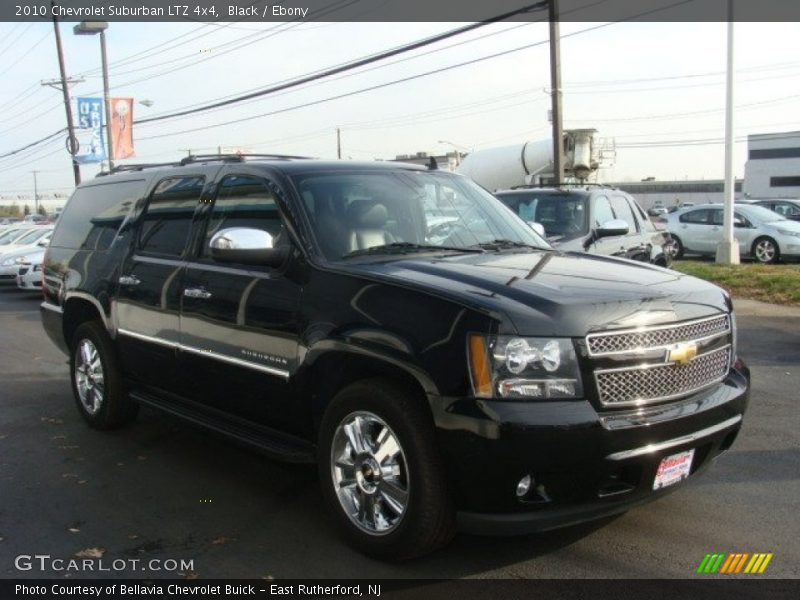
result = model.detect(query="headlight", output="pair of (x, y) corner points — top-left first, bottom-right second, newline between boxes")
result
(14, 255), (28, 264)
(468, 335), (583, 399)
(33, 264), (43, 272)
(776, 229), (800, 238)
(1, 257), (15, 266)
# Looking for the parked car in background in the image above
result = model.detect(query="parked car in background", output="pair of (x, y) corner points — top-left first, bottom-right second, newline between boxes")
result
(665, 203), (800, 263)
(0, 217), (23, 228)
(0, 226), (52, 257)
(16, 250), (45, 290)
(752, 198), (800, 222)
(0, 240), (50, 284)
(494, 185), (673, 266)
(0, 226), (35, 246)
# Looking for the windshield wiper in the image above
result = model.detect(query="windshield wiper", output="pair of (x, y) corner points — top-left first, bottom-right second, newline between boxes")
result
(470, 239), (548, 251)
(342, 242), (484, 259)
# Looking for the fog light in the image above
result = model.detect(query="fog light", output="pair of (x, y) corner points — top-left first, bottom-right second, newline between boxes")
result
(516, 474), (532, 498)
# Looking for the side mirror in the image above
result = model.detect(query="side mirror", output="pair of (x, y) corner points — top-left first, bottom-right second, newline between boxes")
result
(209, 227), (288, 267)
(596, 219), (629, 238)
(527, 221), (546, 237)
(733, 217), (746, 228)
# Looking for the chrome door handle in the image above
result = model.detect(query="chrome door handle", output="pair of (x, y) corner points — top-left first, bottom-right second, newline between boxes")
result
(183, 287), (212, 300)
(119, 275), (140, 286)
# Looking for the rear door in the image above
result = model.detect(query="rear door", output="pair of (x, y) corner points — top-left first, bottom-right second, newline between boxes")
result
(676, 208), (713, 253)
(114, 174), (205, 395)
(177, 172), (303, 432)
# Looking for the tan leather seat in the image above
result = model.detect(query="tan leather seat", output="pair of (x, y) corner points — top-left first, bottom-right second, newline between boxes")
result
(345, 200), (394, 252)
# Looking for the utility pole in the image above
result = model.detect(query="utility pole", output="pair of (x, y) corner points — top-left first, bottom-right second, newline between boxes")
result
(336, 128), (342, 159)
(548, 0), (564, 185)
(99, 27), (114, 170)
(716, 0), (740, 265)
(32, 171), (39, 215)
(49, 2), (81, 186)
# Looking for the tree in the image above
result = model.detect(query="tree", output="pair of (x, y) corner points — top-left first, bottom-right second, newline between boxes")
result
(23, 204), (31, 216)
(37, 204), (47, 217)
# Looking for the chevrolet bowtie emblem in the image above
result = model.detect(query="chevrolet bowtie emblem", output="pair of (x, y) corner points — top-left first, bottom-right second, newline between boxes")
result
(668, 342), (698, 365)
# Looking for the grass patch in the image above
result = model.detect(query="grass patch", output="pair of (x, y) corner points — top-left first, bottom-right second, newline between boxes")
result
(674, 261), (800, 306)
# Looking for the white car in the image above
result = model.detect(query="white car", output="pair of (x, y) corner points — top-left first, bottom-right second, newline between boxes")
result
(0, 226), (36, 246)
(0, 226), (52, 256)
(0, 240), (50, 283)
(665, 203), (800, 263)
(16, 251), (45, 291)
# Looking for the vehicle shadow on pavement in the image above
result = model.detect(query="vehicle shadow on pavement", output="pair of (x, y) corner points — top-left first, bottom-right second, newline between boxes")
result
(0, 375), (619, 579)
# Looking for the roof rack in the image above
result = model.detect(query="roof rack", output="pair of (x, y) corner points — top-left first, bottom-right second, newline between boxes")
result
(95, 153), (315, 177)
(179, 153), (313, 165)
(508, 182), (616, 190)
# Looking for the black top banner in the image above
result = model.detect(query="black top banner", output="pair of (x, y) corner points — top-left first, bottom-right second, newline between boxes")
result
(3, 0), (800, 23)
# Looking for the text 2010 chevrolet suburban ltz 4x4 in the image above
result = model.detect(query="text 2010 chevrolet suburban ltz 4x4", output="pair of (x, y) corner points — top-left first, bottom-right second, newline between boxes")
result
(40, 157), (750, 559)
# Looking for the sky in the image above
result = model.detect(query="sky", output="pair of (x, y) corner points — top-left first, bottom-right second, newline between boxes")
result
(1, 16), (799, 207)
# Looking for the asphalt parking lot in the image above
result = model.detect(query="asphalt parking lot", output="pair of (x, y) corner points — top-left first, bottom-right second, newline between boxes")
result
(0, 287), (798, 579)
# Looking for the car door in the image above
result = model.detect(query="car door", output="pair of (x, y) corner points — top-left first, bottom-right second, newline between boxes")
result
(609, 194), (649, 261)
(675, 208), (713, 253)
(178, 172), (303, 433)
(588, 194), (628, 257)
(114, 174), (205, 395)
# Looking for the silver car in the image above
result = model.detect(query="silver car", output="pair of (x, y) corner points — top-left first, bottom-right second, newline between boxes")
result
(665, 203), (800, 263)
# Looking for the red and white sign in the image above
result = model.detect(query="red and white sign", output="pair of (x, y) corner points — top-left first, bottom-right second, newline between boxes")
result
(653, 449), (695, 490)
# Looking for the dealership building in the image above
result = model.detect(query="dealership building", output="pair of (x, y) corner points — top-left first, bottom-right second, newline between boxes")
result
(743, 131), (800, 199)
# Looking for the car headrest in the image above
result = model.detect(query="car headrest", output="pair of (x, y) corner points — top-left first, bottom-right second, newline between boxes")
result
(346, 200), (388, 229)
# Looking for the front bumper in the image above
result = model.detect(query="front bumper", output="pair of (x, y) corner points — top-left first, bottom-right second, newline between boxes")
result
(433, 362), (750, 534)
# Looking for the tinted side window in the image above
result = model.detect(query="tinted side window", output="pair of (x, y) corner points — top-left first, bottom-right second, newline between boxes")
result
(50, 180), (143, 250)
(679, 209), (710, 224)
(610, 196), (639, 232)
(710, 209), (724, 225)
(203, 175), (284, 257)
(593, 195), (615, 227)
(139, 176), (203, 257)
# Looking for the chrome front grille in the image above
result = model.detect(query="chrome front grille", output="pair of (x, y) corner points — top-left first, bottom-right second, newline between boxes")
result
(595, 345), (731, 407)
(587, 314), (730, 356)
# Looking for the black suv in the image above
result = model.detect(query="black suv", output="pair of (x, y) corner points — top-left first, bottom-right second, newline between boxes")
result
(41, 157), (749, 559)
(494, 186), (673, 266)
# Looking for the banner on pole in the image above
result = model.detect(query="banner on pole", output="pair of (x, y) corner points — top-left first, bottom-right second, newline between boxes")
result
(109, 97), (135, 160)
(75, 97), (107, 164)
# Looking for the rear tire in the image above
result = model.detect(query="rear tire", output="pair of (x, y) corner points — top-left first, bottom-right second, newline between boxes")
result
(318, 378), (455, 560)
(70, 321), (138, 430)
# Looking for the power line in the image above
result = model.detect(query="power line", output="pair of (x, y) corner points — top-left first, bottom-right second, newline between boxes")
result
(134, 1), (551, 127)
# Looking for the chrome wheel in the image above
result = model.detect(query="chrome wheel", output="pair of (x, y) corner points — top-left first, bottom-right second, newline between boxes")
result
(754, 238), (777, 263)
(74, 339), (104, 415)
(331, 411), (409, 535)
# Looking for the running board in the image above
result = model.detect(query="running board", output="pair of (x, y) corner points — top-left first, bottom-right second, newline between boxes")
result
(130, 391), (316, 464)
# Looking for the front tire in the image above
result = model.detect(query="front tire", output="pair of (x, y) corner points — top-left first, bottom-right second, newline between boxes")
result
(669, 235), (684, 259)
(318, 379), (455, 560)
(70, 321), (138, 429)
(752, 236), (779, 264)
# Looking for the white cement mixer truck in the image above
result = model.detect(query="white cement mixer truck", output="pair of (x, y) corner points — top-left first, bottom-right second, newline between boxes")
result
(456, 128), (599, 191)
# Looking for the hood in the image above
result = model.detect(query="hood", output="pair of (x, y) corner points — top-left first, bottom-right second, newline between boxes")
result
(0, 243), (47, 262)
(765, 219), (800, 233)
(343, 250), (729, 336)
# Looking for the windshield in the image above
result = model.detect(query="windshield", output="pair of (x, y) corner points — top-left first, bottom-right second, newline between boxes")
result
(291, 170), (550, 260)
(15, 228), (50, 245)
(0, 228), (29, 245)
(496, 192), (588, 240)
(740, 205), (788, 223)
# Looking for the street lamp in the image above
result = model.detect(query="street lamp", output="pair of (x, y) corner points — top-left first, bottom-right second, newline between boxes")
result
(73, 21), (114, 170)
